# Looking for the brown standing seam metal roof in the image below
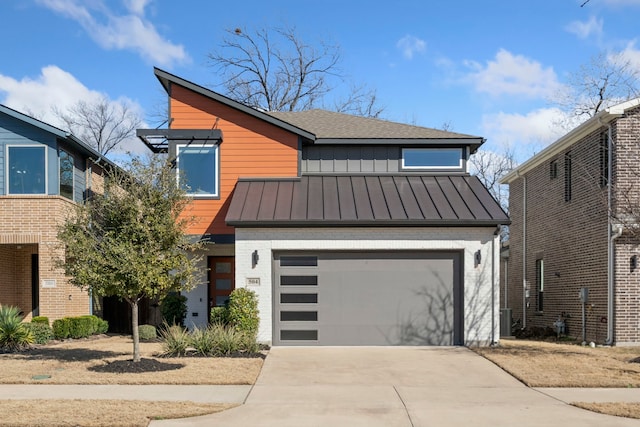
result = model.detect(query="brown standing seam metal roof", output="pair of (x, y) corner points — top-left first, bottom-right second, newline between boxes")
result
(226, 175), (510, 227)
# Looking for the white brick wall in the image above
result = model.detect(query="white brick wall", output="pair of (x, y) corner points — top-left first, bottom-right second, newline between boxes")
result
(235, 227), (500, 346)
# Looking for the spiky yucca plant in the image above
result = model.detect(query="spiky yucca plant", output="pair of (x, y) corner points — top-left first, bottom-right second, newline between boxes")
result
(0, 306), (34, 352)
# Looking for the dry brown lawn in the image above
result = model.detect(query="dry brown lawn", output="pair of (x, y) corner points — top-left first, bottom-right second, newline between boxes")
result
(0, 334), (263, 384)
(0, 335), (263, 426)
(475, 339), (640, 419)
(0, 400), (235, 427)
(474, 339), (640, 388)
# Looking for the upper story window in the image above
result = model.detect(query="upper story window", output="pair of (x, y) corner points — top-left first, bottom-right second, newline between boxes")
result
(564, 151), (572, 202)
(549, 160), (558, 179)
(176, 144), (219, 197)
(59, 149), (74, 201)
(7, 145), (46, 195)
(401, 148), (464, 171)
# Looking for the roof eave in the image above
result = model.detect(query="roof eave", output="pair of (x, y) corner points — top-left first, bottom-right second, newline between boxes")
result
(501, 99), (640, 184)
(313, 137), (484, 146)
(226, 219), (510, 228)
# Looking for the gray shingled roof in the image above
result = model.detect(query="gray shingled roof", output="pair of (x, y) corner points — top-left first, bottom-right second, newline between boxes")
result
(226, 175), (509, 227)
(267, 110), (481, 141)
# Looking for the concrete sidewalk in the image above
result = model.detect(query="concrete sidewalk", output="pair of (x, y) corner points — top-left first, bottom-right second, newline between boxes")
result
(0, 384), (251, 404)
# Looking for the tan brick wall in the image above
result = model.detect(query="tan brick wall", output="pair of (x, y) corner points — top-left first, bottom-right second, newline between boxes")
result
(0, 196), (91, 322)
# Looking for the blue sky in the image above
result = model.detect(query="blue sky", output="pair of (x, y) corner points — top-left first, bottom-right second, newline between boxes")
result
(1, 0), (640, 160)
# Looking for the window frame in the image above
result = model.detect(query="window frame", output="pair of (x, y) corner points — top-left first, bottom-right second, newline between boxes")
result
(59, 148), (75, 201)
(6, 144), (48, 195)
(536, 258), (544, 312)
(564, 151), (572, 202)
(400, 147), (465, 171)
(176, 143), (220, 198)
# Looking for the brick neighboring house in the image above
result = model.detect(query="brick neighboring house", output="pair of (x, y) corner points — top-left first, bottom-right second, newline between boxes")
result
(0, 104), (113, 322)
(501, 98), (640, 345)
(138, 68), (509, 346)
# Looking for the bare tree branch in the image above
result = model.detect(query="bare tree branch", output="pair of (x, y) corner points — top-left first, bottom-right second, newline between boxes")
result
(208, 25), (384, 117)
(53, 96), (142, 156)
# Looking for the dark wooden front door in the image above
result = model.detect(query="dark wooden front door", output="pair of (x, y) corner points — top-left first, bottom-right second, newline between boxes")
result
(208, 256), (235, 311)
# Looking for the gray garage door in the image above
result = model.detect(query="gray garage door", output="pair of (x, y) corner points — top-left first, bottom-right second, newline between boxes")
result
(273, 251), (463, 346)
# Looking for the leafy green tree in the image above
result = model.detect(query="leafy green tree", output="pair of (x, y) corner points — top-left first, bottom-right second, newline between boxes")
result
(58, 156), (201, 362)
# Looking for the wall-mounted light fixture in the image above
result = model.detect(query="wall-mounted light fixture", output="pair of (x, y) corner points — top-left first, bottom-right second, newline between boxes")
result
(631, 255), (638, 272)
(252, 250), (259, 268)
(474, 250), (482, 267)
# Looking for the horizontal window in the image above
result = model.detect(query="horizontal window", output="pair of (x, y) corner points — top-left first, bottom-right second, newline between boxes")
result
(280, 256), (318, 267)
(280, 293), (318, 304)
(280, 330), (318, 341)
(401, 148), (463, 170)
(177, 144), (219, 197)
(8, 146), (47, 195)
(280, 276), (318, 286)
(280, 311), (318, 322)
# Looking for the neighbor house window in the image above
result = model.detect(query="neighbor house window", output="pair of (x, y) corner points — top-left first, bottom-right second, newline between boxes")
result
(401, 148), (464, 170)
(536, 258), (544, 312)
(59, 149), (74, 201)
(7, 146), (46, 194)
(549, 160), (558, 179)
(176, 144), (219, 197)
(600, 132), (609, 188)
(564, 151), (572, 202)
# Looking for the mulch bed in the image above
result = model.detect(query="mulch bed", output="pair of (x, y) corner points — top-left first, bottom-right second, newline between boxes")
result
(88, 358), (184, 374)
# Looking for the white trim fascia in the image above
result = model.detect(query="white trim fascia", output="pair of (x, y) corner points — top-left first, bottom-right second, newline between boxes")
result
(500, 98), (640, 184)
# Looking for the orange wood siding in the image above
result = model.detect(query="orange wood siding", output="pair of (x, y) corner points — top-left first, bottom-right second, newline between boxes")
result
(170, 85), (299, 235)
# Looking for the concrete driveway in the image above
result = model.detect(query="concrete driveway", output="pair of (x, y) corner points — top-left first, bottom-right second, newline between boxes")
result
(152, 347), (639, 427)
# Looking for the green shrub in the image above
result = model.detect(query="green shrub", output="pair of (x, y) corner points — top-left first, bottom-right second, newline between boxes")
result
(52, 318), (72, 339)
(97, 318), (109, 334)
(69, 316), (94, 339)
(23, 322), (54, 344)
(159, 323), (190, 357)
(138, 324), (157, 340)
(0, 306), (34, 351)
(160, 293), (188, 327)
(31, 316), (50, 326)
(227, 288), (259, 338)
(210, 306), (228, 325)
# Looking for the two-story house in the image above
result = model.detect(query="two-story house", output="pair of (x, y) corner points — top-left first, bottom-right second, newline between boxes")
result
(0, 104), (113, 322)
(501, 98), (640, 345)
(138, 68), (509, 346)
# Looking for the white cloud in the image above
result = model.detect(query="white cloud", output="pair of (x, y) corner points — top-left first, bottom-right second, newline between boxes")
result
(481, 108), (568, 149)
(465, 49), (561, 98)
(396, 35), (426, 60)
(0, 66), (149, 155)
(36, 0), (189, 66)
(565, 16), (603, 39)
(616, 40), (640, 71)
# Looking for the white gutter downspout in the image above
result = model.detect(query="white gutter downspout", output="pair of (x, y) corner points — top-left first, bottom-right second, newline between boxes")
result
(522, 173), (527, 329)
(605, 121), (621, 345)
(491, 227), (498, 344)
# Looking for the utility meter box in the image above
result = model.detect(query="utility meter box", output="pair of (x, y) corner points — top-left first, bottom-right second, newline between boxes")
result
(579, 287), (589, 303)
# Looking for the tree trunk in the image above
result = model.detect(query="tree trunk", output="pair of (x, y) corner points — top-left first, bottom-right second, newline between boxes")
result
(131, 300), (140, 362)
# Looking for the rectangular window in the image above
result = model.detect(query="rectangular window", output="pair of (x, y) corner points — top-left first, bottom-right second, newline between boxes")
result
(7, 146), (46, 194)
(280, 276), (318, 286)
(549, 160), (558, 179)
(600, 132), (609, 188)
(59, 149), (74, 201)
(177, 144), (219, 197)
(564, 151), (572, 202)
(536, 258), (544, 312)
(401, 148), (463, 170)
(280, 256), (318, 267)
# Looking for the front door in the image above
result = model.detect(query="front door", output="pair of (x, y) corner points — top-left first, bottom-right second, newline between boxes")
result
(208, 256), (235, 313)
